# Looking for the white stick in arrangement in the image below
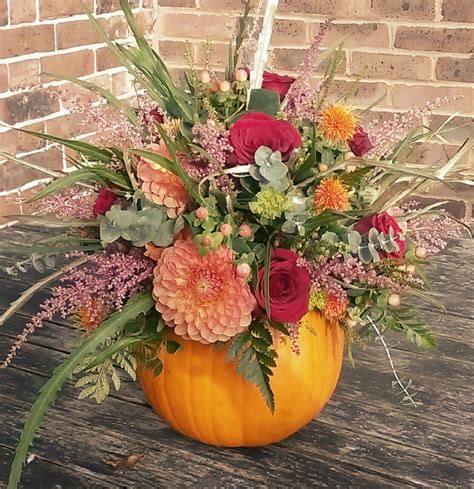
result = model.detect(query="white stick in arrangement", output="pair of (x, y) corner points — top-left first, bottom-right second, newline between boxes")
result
(249, 0), (279, 91)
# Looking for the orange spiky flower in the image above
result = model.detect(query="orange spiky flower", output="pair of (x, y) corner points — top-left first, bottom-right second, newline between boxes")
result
(323, 292), (349, 322)
(314, 177), (350, 213)
(75, 299), (106, 332)
(319, 105), (357, 142)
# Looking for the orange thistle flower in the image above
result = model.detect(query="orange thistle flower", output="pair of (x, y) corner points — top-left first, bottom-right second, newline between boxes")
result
(75, 299), (106, 332)
(314, 177), (350, 213)
(319, 105), (357, 142)
(323, 292), (349, 322)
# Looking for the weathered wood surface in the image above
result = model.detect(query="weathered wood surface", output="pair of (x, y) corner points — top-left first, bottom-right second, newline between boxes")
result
(0, 226), (472, 488)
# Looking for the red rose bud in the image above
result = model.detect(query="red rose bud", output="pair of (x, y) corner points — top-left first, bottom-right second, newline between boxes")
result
(348, 125), (373, 157)
(229, 112), (301, 164)
(255, 248), (311, 323)
(149, 108), (164, 124)
(354, 211), (406, 259)
(262, 71), (296, 101)
(93, 188), (118, 217)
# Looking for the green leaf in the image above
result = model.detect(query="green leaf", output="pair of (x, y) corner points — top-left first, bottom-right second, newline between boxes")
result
(14, 127), (117, 163)
(247, 89), (280, 116)
(165, 339), (181, 354)
(7, 291), (154, 489)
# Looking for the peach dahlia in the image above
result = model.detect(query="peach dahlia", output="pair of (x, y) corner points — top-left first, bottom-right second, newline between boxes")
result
(152, 241), (257, 344)
(137, 142), (190, 218)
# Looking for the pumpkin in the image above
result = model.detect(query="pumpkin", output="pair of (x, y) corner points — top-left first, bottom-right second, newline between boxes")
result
(138, 311), (345, 447)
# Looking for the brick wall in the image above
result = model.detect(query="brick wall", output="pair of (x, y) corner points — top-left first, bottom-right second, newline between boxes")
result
(0, 0), (156, 217)
(0, 0), (473, 220)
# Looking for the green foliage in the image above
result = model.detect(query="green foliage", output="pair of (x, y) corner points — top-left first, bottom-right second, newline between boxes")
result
(247, 89), (280, 116)
(28, 167), (129, 203)
(100, 204), (176, 247)
(7, 291), (154, 489)
(227, 321), (277, 413)
(249, 146), (290, 191)
(74, 341), (138, 403)
(387, 308), (437, 349)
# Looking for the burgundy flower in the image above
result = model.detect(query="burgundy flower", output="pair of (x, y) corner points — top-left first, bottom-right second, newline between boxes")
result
(355, 211), (406, 259)
(262, 71), (295, 101)
(348, 125), (373, 157)
(93, 188), (118, 217)
(148, 108), (164, 124)
(255, 248), (311, 323)
(229, 112), (301, 164)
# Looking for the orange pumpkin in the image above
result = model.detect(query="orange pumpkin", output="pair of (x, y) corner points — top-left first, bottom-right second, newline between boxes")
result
(138, 311), (345, 447)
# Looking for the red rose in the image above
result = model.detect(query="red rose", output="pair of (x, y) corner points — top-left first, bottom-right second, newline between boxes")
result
(148, 108), (164, 123)
(348, 125), (373, 157)
(262, 71), (295, 101)
(354, 211), (406, 259)
(229, 112), (301, 164)
(93, 188), (118, 217)
(255, 248), (311, 323)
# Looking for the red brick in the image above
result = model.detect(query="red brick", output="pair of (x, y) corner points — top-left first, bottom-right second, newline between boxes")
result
(0, 64), (7, 92)
(277, 0), (371, 17)
(56, 19), (107, 50)
(108, 15), (129, 40)
(159, 0), (196, 6)
(351, 52), (432, 81)
(45, 112), (90, 139)
(136, 9), (156, 34)
(159, 14), (236, 41)
(0, 0), (7, 26)
(41, 50), (95, 82)
(435, 57), (474, 83)
(8, 59), (40, 91)
(0, 91), (60, 125)
(0, 196), (23, 220)
(271, 19), (307, 45)
(273, 47), (346, 73)
(330, 80), (390, 108)
(111, 71), (135, 96)
(39, 0), (94, 19)
(0, 26), (55, 58)
(96, 47), (121, 71)
(96, 0), (139, 13)
(17, 122), (47, 153)
(394, 27), (473, 54)
(159, 41), (189, 64)
(10, 0), (36, 24)
(441, 0), (474, 23)
(0, 148), (63, 192)
(0, 130), (18, 154)
(429, 115), (474, 144)
(195, 41), (227, 67)
(392, 84), (473, 113)
(317, 23), (390, 49)
(370, 0), (436, 20)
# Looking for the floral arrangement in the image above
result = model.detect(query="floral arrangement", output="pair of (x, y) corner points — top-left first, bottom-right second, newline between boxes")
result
(0, 1), (471, 487)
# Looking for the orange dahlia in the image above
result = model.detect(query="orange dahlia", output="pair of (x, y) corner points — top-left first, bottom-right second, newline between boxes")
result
(152, 240), (257, 344)
(314, 177), (350, 213)
(319, 105), (357, 142)
(137, 142), (190, 218)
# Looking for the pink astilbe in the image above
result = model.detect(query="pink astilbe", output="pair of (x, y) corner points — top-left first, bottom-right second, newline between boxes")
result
(31, 185), (97, 219)
(298, 255), (423, 293)
(0, 252), (154, 368)
(192, 121), (234, 166)
(284, 19), (332, 121)
(365, 96), (461, 159)
(407, 214), (466, 255)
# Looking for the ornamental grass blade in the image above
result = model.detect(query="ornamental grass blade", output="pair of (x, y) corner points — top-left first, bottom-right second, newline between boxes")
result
(5, 215), (100, 228)
(7, 291), (154, 489)
(43, 72), (139, 126)
(0, 256), (89, 328)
